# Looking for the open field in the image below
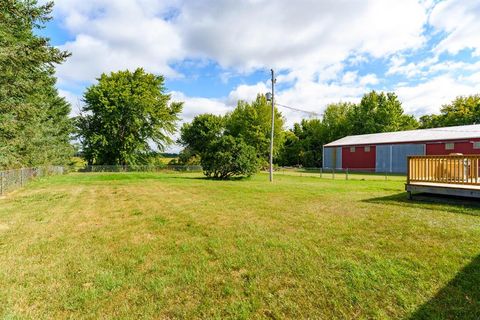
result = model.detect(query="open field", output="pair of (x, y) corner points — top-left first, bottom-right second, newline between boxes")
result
(1, 172), (479, 319)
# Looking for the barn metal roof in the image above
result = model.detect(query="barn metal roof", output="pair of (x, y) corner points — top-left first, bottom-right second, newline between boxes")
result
(324, 124), (480, 147)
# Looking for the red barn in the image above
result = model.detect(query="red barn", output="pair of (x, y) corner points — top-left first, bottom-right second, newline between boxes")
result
(323, 124), (480, 173)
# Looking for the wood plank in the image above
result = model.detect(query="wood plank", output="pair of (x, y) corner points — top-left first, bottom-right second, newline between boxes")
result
(406, 155), (480, 186)
(406, 183), (480, 199)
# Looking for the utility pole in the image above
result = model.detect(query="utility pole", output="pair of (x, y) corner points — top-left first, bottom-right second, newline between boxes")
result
(269, 69), (275, 182)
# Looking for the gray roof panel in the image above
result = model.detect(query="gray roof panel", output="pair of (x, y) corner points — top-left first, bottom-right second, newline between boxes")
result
(324, 124), (480, 147)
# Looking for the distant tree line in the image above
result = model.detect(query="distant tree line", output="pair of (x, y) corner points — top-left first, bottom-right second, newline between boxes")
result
(176, 92), (480, 176)
(277, 91), (417, 167)
(419, 95), (480, 128)
(0, 0), (73, 169)
(277, 93), (480, 167)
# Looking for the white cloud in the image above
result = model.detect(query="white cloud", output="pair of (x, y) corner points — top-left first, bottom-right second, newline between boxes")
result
(430, 0), (480, 56)
(54, 0), (428, 87)
(359, 73), (379, 86)
(341, 71), (358, 84)
(50, 0), (480, 128)
(170, 91), (231, 124)
(386, 53), (480, 92)
(396, 75), (480, 115)
(176, 0), (427, 74)
(58, 89), (83, 117)
(158, 91), (231, 153)
(386, 54), (441, 78)
(55, 0), (183, 85)
(227, 82), (269, 105)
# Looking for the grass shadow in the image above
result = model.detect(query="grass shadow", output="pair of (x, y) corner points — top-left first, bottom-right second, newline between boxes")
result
(410, 254), (480, 319)
(363, 192), (480, 216)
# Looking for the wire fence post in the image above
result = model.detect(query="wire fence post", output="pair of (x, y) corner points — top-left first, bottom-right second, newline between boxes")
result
(320, 168), (322, 179)
(346, 168), (349, 180)
(332, 168), (335, 180)
(385, 170), (388, 181)
(0, 166), (64, 197)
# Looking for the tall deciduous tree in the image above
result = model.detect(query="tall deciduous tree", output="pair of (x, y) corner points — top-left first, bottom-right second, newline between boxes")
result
(179, 114), (225, 156)
(0, 0), (73, 169)
(322, 102), (354, 143)
(77, 68), (183, 165)
(419, 95), (480, 128)
(348, 91), (418, 134)
(226, 94), (285, 165)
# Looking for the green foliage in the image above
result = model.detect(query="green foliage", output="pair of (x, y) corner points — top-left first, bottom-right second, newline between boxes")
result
(419, 95), (480, 128)
(277, 130), (302, 166)
(201, 135), (258, 179)
(279, 102), (354, 167)
(348, 91), (418, 134)
(418, 114), (440, 129)
(143, 152), (169, 167)
(226, 94), (285, 164)
(278, 119), (324, 167)
(178, 96), (284, 179)
(179, 113), (259, 178)
(278, 91), (418, 168)
(179, 114), (225, 156)
(322, 102), (354, 143)
(77, 68), (183, 165)
(177, 149), (201, 165)
(0, 0), (73, 169)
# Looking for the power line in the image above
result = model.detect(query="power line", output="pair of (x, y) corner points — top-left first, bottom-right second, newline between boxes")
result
(275, 102), (323, 117)
(275, 104), (480, 133)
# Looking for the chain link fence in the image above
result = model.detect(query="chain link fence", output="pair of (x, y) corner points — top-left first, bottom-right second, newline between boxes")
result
(81, 165), (203, 173)
(276, 167), (406, 181)
(81, 165), (404, 181)
(0, 164), (404, 197)
(0, 166), (65, 196)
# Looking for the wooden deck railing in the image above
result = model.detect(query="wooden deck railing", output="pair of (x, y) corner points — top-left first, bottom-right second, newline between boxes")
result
(407, 155), (480, 185)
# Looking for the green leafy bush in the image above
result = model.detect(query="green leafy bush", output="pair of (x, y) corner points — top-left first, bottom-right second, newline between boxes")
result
(201, 135), (258, 179)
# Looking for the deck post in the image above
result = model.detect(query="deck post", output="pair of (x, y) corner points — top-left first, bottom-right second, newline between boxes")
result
(406, 157), (410, 185)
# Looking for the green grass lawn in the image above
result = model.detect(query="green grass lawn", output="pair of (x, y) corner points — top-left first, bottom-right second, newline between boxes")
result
(275, 168), (406, 181)
(0, 172), (479, 319)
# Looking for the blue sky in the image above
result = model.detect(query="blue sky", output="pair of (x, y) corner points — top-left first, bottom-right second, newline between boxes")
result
(41, 0), (480, 137)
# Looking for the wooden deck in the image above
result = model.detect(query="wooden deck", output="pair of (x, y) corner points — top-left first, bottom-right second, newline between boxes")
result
(406, 155), (480, 199)
(406, 181), (480, 199)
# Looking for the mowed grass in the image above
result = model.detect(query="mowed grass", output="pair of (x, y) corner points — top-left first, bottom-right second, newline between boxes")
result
(0, 172), (479, 319)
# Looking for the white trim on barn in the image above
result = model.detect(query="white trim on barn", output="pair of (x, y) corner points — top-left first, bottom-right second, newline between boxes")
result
(324, 124), (480, 147)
